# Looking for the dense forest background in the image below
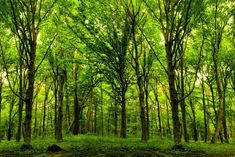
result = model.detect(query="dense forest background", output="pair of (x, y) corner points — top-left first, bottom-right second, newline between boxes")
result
(0, 0), (234, 149)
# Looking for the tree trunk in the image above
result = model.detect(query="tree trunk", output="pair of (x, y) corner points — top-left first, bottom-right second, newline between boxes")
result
(16, 53), (23, 142)
(211, 0), (225, 144)
(94, 102), (97, 134)
(24, 42), (36, 145)
(180, 56), (188, 142)
(72, 51), (80, 135)
(166, 102), (171, 137)
(153, 81), (162, 137)
(120, 84), (126, 138)
(7, 98), (14, 141)
(202, 80), (208, 142)
(189, 99), (198, 141)
(101, 85), (104, 136)
(138, 78), (147, 141)
(42, 84), (50, 136)
(33, 101), (38, 136)
(54, 73), (58, 138)
(114, 101), (118, 136)
(56, 66), (66, 142)
(167, 48), (181, 144)
(145, 84), (150, 139)
(222, 89), (229, 143)
(65, 82), (70, 132)
(86, 91), (93, 132)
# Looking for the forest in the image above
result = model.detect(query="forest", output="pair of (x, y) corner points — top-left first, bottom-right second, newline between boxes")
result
(0, 0), (235, 156)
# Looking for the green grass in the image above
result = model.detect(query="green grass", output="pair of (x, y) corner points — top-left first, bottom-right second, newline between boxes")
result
(0, 135), (235, 156)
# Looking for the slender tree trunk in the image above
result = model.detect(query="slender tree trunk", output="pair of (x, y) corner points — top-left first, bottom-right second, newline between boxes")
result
(120, 83), (127, 138)
(202, 80), (208, 142)
(137, 78), (147, 141)
(101, 85), (104, 136)
(7, 98), (14, 141)
(189, 99), (198, 141)
(114, 101), (118, 136)
(145, 84), (150, 139)
(16, 61), (24, 141)
(180, 56), (188, 142)
(72, 51), (79, 135)
(222, 88), (229, 143)
(86, 91), (93, 132)
(65, 82), (70, 132)
(166, 102), (171, 137)
(167, 49), (181, 144)
(54, 76), (58, 138)
(94, 102), (97, 134)
(56, 65), (66, 142)
(154, 81), (162, 137)
(24, 42), (36, 145)
(42, 84), (49, 136)
(33, 101), (38, 136)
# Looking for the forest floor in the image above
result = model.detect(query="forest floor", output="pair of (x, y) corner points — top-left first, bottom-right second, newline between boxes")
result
(0, 135), (234, 157)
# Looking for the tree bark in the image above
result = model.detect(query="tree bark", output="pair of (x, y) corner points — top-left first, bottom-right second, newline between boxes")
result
(54, 72), (58, 138)
(120, 82), (127, 138)
(24, 42), (36, 145)
(42, 84), (50, 136)
(33, 101), (38, 136)
(72, 51), (80, 135)
(114, 101), (118, 136)
(153, 81), (162, 137)
(180, 55), (189, 142)
(65, 82), (71, 132)
(16, 50), (24, 142)
(202, 79), (208, 142)
(189, 99), (198, 141)
(94, 102), (97, 134)
(166, 46), (181, 144)
(56, 62), (66, 141)
(222, 88), (229, 143)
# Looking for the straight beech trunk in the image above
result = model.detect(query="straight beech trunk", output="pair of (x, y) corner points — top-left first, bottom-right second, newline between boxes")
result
(33, 101), (38, 136)
(137, 77), (147, 141)
(24, 42), (36, 145)
(54, 72), (58, 138)
(189, 99), (198, 141)
(56, 63), (66, 141)
(86, 91), (93, 132)
(202, 80), (208, 142)
(120, 83), (127, 138)
(65, 84), (71, 132)
(166, 45), (181, 143)
(94, 102), (97, 134)
(222, 88), (229, 143)
(153, 81), (162, 137)
(72, 51), (80, 135)
(180, 56), (188, 142)
(166, 103), (171, 137)
(42, 84), (50, 136)
(16, 50), (24, 142)
(7, 98), (14, 141)
(114, 101), (118, 136)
